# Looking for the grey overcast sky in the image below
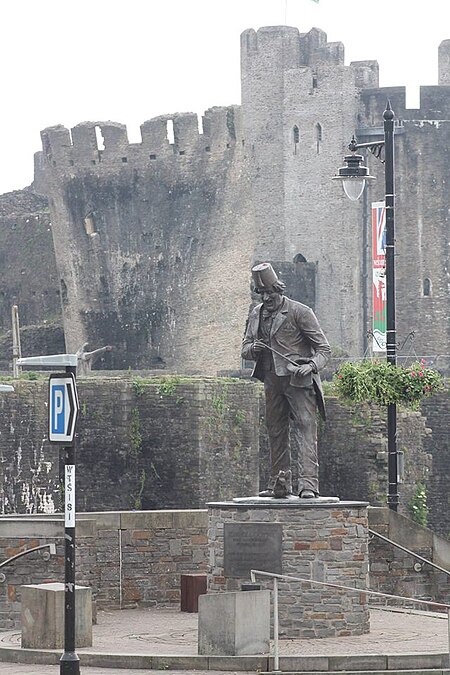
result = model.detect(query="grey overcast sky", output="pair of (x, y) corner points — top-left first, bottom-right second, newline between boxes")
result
(1, 0), (449, 195)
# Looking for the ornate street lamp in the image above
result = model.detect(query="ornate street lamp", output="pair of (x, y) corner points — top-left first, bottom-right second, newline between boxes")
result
(334, 102), (399, 512)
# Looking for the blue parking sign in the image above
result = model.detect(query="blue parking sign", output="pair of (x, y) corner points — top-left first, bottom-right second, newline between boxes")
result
(48, 373), (79, 444)
(51, 384), (66, 434)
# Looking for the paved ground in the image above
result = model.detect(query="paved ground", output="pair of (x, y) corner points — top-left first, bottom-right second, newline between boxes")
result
(0, 668), (247, 675)
(0, 605), (448, 674)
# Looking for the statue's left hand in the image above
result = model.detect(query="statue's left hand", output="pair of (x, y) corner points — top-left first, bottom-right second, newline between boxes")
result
(292, 363), (314, 377)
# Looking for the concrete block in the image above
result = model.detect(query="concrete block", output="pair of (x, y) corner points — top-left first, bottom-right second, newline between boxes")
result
(0, 519), (62, 539)
(387, 653), (446, 670)
(75, 518), (96, 537)
(433, 532), (450, 572)
(198, 590), (270, 655)
(329, 654), (387, 671)
(21, 582), (92, 649)
(208, 655), (269, 670)
(276, 655), (329, 671)
(389, 510), (433, 549)
(77, 512), (120, 532)
(172, 509), (208, 529)
(120, 510), (173, 530)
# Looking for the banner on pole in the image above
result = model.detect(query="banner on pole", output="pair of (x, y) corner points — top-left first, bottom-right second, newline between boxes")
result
(372, 201), (386, 353)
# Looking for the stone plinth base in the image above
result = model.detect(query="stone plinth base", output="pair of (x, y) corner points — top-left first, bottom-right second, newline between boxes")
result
(198, 589), (270, 655)
(21, 583), (92, 649)
(207, 499), (369, 639)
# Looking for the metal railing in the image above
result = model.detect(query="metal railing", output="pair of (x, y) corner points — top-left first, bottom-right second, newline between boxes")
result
(369, 528), (450, 577)
(0, 542), (56, 582)
(251, 568), (450, 672)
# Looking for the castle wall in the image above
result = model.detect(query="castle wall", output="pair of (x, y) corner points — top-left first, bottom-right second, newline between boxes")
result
(358, 87), (450, 357)
(37, 108), (256, 372)
(0, 376), (445, 536)
(240, 26), (377, 355)
(422, 387), (450, 538)
(438, 41), (450, 86)
(0, 191), (63, 368)
(26, 23), (450, 366)
(0, 377), (259, 515)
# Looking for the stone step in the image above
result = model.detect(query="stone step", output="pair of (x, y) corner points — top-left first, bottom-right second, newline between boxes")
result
(262, 671), (449, 675)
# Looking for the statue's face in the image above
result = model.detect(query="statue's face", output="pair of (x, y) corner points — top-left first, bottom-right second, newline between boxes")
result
(260, 289), (283, 313)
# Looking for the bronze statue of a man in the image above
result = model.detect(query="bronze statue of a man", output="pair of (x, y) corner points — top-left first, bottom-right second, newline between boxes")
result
(242, 263), (331, 499)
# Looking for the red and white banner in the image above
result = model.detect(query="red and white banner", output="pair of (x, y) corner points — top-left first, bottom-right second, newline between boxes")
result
(372, 201), (386, 353)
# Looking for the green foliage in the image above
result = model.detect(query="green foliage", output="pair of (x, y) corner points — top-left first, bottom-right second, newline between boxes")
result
(211, 391), (229, 415)
(321, 380), (337, 397)
(132, 377), (147, 396)
(132, 469), (146, 510)
(234, 410), (246, 426)
(157, 376), (181, 397)
(408, 482), (428, 527)
(333, 360), (444, 409)
(19, 371), (40, 381)
(130, 407), (142, 454)
(133, 375), (185, 403)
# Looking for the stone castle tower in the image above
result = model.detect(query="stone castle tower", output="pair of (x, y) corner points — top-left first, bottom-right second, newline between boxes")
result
(33, 26), (450, 372)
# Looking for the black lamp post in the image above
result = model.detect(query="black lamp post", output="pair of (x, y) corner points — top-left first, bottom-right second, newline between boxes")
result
(333, 102), (399, 512)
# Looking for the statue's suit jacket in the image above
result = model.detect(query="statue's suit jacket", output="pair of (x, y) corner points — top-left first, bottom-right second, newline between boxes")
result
(241, 297), (331, 420)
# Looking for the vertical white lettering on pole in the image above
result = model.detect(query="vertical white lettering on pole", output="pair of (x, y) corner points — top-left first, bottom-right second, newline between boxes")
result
(65, 465), (75, 528)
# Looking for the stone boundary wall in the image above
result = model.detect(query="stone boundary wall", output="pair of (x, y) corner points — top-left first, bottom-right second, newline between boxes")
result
(0, 510), (208, 630)
(0, 507), (450, 631)
(0, 377), (449, 537)
(0, 377), (259, 515)
(368, 507), (450, 607)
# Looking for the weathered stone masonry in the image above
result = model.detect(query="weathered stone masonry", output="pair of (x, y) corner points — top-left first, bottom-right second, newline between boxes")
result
(0, 510), (208, 629)
(0, 377), (259, 515)
(0, 377), (447, 533)
(1, 507), (450, 631)
(22, 26), (449, 373)
(207, 501), (370, 639)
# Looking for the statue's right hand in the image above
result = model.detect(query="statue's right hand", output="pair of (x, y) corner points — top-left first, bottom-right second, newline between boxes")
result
(252, 340), (267, 354)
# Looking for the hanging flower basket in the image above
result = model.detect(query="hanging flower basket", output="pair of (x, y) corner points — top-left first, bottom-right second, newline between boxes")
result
(333, 359), (444, 409)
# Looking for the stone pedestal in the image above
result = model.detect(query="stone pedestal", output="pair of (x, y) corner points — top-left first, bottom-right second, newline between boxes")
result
(207, 498), (369, 639)
(198, 589), (270, 655)
(21, 582), (92, 649)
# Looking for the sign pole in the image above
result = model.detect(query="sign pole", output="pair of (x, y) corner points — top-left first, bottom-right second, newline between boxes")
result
(18, 354), (80, 672)
(60, 362), (80, 675)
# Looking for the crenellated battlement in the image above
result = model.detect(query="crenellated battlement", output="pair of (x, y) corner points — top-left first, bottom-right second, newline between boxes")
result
(37, 105), (243, 175)
(419, 85), (450, 117)
(350, 60), (379, 89)
(241, 25), (345, 73)
(439, 40), (450, 85)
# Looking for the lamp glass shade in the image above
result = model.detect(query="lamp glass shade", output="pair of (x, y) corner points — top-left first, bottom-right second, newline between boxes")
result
(342, 178), (366, 201)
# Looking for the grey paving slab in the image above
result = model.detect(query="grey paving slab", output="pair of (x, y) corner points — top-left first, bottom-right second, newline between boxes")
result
(0, 668), (251, 675)
(0, 605), (448, 673)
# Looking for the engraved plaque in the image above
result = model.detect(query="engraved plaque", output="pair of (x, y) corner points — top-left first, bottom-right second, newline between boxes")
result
(224, 522), (282, 578)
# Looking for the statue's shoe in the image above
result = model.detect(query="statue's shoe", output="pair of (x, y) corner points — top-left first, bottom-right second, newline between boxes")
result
(299, 489), (317, 498)
(258, 488), (275, 497)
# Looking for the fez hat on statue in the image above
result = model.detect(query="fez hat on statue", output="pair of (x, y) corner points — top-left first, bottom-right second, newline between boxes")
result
(252, 262), (284, 291)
